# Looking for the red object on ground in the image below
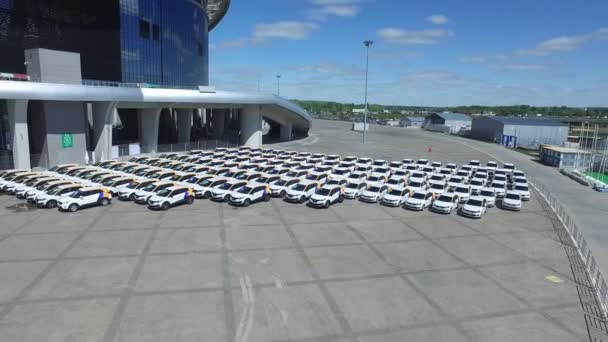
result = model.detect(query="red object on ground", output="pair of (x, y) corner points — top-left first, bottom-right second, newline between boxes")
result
(428, 147), (432, 153)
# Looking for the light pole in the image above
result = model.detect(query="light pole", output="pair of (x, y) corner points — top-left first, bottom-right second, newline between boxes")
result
(363, 40), (373, 144)
(276, 74), (282, 96)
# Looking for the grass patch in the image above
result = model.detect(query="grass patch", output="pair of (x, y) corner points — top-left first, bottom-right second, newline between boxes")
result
(585, 171), (608, 183)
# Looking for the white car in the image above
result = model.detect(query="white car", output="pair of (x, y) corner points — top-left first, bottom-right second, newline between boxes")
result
(512, 184), (530, 201)
(343, 181), (367, 199)
(386, 177), (406, 188)
(36, 184), (83, 209)
(134, 181), (175, 204)
(403, 191), (434, 211)
(408, 172), (427, 183)
(347, 172), (368, 183)
(445, 163), (458, 171)
(503, 163), (516, 172)
(269, 177), (300, 197)
(416, 159), (429, 167)
(381, 187), (412, 207)
(453, 185), (472, 203)
(428, 181), (448, 197)
(228, 183), (271, 207)
(431, 193), (460, 214)
(389, 161), (403, 171)
(366, 174), (387, 184)
(331, 167), (352, 180)
(372, 167), (391, 179)
(447, 176), (464, 189)
(479, 188), (497, 207)
(359, 183), (389, 203)
(501, 191), (522, 211)
(469, 179), (485, 195)
(58, 187), (112, 212)
(26, 180), (72, 203)
(285, 181), (319, 203)
(0, 172), (38, 192)
(308, 185), (344, 209)
(468, 160), (481, 170)
(14, 177), (58, 199)
(190, 177), (227, 199)
(460, 196), (488, 218)
(490, 181), (507, 198)
(304, 173), (329, 186)
(147, 186), (195, 210)
(406, 180), (427, 192)
(117, 179), (158, 201)
(211, 180), (248, 202)
(100, 177), (136, 195)
(486, 161), (498, 173)
(402, 158), (414, 165)
(355, 158), (372, 168)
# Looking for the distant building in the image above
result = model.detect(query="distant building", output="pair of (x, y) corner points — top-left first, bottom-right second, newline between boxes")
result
(423, 112), (472, 133)
(470, 117), (569, 148)
(400, 117), (425, 127)
(539, 145), (592, 168)
(352, 109), (366, 114)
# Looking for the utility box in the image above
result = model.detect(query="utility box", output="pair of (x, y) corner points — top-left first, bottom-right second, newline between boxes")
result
(24, 48), (82, 85)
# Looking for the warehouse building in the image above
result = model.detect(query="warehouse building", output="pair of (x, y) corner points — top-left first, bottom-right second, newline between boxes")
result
(423, 112), (472, 133)
(539, 145), (592, 168)
(399, 117), (425, 127)
(470, 117), (569, 148)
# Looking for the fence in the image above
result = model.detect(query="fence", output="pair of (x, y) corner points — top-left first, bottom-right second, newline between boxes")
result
(532, 181), (608, 318)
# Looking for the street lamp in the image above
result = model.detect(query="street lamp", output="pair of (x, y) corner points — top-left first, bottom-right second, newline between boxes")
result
(363, 40), (373, 144)
(276, 74), (282, 96)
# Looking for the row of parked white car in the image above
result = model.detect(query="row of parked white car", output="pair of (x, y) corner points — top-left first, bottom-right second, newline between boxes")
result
(0, 146), (530, 216)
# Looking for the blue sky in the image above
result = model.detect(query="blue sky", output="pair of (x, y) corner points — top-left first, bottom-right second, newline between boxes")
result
(209, 0), (608, 107)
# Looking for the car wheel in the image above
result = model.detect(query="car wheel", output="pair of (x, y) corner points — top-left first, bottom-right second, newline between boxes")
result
(186, 196), (194, 204)
(129, 193), (135, 201)
(280, 190), (286, 198)
(47, 200), (57, 209)
(264, 193), (270, 202)
(161, 202), (170, 210)
(299, 196), (305, 204)
(324, 201), (330, 209)
(202, 192), (211, 199)
(101, 198), (110, 206)
(68, 203), (79, 212)
(338, 195), (344, 203)
(243, 199), (251, 207)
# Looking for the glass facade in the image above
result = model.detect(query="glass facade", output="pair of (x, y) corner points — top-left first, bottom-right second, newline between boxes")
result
(0, 0), (209, 87)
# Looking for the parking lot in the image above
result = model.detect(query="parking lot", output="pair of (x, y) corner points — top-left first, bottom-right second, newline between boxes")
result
(0, 120), (592, 341)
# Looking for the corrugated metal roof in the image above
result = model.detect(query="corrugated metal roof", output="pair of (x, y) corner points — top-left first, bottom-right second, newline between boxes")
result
(485, 116), (568, 127)
(435, 112), (472, 122)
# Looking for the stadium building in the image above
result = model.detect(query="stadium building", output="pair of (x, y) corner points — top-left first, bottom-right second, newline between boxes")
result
(0, 0), (310, 169)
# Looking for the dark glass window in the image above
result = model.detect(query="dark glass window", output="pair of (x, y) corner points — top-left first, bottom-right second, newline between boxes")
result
(152, 24), (160, 41)
(139, 19), (150, 39)
(198, 43), (203, 56)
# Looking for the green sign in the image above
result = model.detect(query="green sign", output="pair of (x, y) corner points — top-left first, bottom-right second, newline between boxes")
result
(61, 133), (73, 148)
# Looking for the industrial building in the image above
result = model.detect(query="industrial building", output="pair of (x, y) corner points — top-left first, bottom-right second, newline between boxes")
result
(399, 117), (425, 127)
(470, 117), (569, 148)
(539, 145), (592, 168)
(0, 0), (310, 170)
(423, 112), (472, 133)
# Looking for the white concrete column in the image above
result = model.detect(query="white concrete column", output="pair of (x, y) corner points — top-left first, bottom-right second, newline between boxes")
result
(138, 108), (162, 153)
(176, 108), (192, 143)
(92, 102), (117, 162)
(212, 109), (225, 138)
(240, 105), (263, 147)
(7, 99), (30, 169)
(280, 121), (293, 141)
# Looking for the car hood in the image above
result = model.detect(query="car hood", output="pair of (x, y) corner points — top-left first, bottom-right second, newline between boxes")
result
(382, 194), (401, 201)
(406, 198), (424, 205)
(503, 199), (520, 205)
(433, 200), (451, 207)
(462, 205), (481, 212)
(361, 191), (379, 197)
(310, 194), (327, 201)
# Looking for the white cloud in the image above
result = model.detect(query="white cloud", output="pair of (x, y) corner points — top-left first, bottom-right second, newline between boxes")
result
(489, 63), (546, 71)
(401, 71), (467, 86)
(308, 0), (362, 21)
(378, 28), (454, 45)
(254, 21), (320, 40)
(517, 27), (608, 56)
(427, 14), (449, 25)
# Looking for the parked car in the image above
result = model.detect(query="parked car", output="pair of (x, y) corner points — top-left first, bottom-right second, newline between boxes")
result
(58, 187), (112, 212)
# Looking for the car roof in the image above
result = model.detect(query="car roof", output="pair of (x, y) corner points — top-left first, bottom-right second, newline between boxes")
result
(468, 196), (485, 201)
(165, 185), (190, 191)
(58, 183), (83, 189)
(79, 187), (106, 191)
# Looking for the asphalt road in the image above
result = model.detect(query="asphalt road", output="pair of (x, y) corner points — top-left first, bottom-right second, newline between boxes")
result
(0, 120), (600, 342)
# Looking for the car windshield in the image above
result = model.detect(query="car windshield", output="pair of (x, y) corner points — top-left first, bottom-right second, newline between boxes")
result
(185, 177), (198, 184)
(274, 180), (289, 186)
(388, 189), (404, 196)
(156, 189), (171, 197)
(387, 179), (399, 185)
(69, 191), (83, 198)
(515, 185), (529, 191)
(430, 183), (444, 190)
(292, 184), (306, 191)
(368, 176), (380, 182)
(237, 186), (253, 194)
(471, 180), (483, 186)
(455, 187), (468, 193)
(409, 181), (422, 187)
(430, 175), (443, 181)
(135, 169), (148, 176)
(316, 188), (332, 196)
(333, 170), (347, 175)
(449, 178), (461, 183)
(140, 184), (157, 192)
(368, 186), (381, 192)
(492, 183), (503, 189)
(506, 193), (521, 200)
(437, 195), (453, 202)
(412, 193), (426, 199)
(346, 183), (359, 189)
(102, 179), (117, 186)
(356, 166), (368, 171)
(467, 199), (483, 207)
(47, 187), (65, 195)
(146, 172), (160, 178)
(219, 183), (234, 190)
